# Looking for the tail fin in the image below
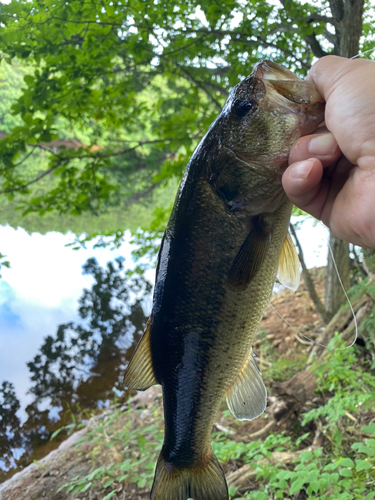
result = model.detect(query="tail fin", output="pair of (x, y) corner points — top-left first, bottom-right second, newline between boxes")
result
(150, 447), (228, 500)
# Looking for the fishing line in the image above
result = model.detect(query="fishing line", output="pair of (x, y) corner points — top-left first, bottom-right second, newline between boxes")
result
(326, 240), (358, 350)
(271, 227), (358, 350)
(270, 302), (329, 348)
(350, 47), (375, 60)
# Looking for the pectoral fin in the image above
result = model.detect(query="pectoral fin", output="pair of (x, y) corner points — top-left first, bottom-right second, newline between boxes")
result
(228, 221), (272, 291)
(226, 350), (267, 421)
(277, 231), (300, 292)
(124, 318), (157, 390)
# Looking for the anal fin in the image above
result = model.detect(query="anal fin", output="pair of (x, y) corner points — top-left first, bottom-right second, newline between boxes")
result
(226, 350), (267, 421)
(124, 318), (157, 390)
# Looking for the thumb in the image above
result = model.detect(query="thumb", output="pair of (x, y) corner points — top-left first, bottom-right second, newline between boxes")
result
(282, 158), (330, 221)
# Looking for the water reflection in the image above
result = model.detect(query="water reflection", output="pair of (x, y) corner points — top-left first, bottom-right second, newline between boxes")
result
(0, 257), (151, 482)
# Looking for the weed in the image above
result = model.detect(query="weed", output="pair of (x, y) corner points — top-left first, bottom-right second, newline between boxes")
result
(58, 403), (164, 498)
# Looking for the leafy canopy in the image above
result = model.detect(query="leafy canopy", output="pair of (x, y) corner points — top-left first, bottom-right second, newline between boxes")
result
(2, 0), (373, 220)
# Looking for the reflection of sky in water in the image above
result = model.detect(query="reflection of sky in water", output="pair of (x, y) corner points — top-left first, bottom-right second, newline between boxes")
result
(0, 281), (20, 327)
(0, 220), (328, 422)
(0, 225), (154, 422)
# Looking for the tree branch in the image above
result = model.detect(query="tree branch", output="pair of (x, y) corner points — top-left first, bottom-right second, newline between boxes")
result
(256, 34), (311, 69)
(268, 24), (299, 35)
(305, 14), (338, 27)
(323, 27), (336, 45)
(0, 139), (174, 195)
(174, 63), (223, 110)
(156, 54), (223, 111)
(0, 160), (64, 194)
(37, 138), (174, 160)
(132, 25), (311, 69)
(305, 33), (328, 58)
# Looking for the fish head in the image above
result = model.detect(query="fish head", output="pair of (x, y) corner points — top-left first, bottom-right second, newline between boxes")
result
(218, 60), (325, 168)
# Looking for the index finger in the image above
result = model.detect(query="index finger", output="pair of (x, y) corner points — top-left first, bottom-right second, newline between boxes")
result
(307, 55), (374, 100)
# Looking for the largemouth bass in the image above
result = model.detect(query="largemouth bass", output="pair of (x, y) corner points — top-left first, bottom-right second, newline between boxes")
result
(124, 60), (325, 500)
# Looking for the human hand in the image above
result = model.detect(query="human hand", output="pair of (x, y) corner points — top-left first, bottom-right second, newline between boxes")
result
(282, 55), (375, 248)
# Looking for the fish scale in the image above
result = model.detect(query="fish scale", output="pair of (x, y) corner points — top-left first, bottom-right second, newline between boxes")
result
(124, 60), (325, 500)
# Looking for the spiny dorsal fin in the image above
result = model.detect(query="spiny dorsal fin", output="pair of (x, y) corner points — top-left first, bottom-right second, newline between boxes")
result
(277, 231), (300, 292)
(124, 318), (157, 390)
(228, 221), (272, 291)
(226, 350), (267, 421)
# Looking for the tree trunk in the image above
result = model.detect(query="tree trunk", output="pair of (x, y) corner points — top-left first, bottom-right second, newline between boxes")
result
(363, 248), (375, 279)
(324, 0), (364, 317)
(325, 233), (350, 320)
(290, 224), (330, 324)
(329, 0), (365, 58)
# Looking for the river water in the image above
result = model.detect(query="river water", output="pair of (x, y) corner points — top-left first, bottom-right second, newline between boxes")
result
(0, 220), (328, 482)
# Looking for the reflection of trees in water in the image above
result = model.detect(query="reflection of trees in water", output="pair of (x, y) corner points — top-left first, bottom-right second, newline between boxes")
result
(0, 258), (151, 480)
(0, 382), (22, 469)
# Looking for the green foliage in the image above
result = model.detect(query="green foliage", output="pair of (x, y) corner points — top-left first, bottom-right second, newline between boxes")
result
(0, 177), (177, 236)
(0, 60), (25, 133)
(58, 405), (164, 497)
(254, 329), (308, 384)
(302, 336), (375, 439)
(1, 0), (373, 226)
(241, 438), (375, 500)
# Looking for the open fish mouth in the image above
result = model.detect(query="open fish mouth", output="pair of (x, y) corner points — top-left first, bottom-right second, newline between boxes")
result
(250, 60), (325, 138)
(253, 60), (324, 105)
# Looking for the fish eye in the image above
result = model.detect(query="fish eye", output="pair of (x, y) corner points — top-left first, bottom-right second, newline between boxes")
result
(233, 98), (255, 118)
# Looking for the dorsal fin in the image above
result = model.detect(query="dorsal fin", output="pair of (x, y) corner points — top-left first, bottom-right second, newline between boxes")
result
(277, 231), (300, 292)
(124, 318), (158, 390)
(226, 350), (267, 421)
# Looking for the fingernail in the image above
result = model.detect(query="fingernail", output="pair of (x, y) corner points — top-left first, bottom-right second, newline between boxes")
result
(309, 133), (337, 156)
(290, 159), (315, 180)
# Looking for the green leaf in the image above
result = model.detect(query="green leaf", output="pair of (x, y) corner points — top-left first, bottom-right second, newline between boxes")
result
(138, 435), (147, 447)
(116, 474), (128, 482)
(355, 459), (372, 472)
(289, 478), (306, 495)
(49, 428), (63, 440)
(339, 468), (352, 477)
(102, 491), (117, 500)
(340, 458), (354, 468)
(138, 477), (146, 488)
(250, 493), (269, 500)
(362, 424), (375, 435)
(308, 479), (319, 494)
(79, 482), (92, 492)
(300, 451), (313, 462)
(103, 478), (115, 488)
